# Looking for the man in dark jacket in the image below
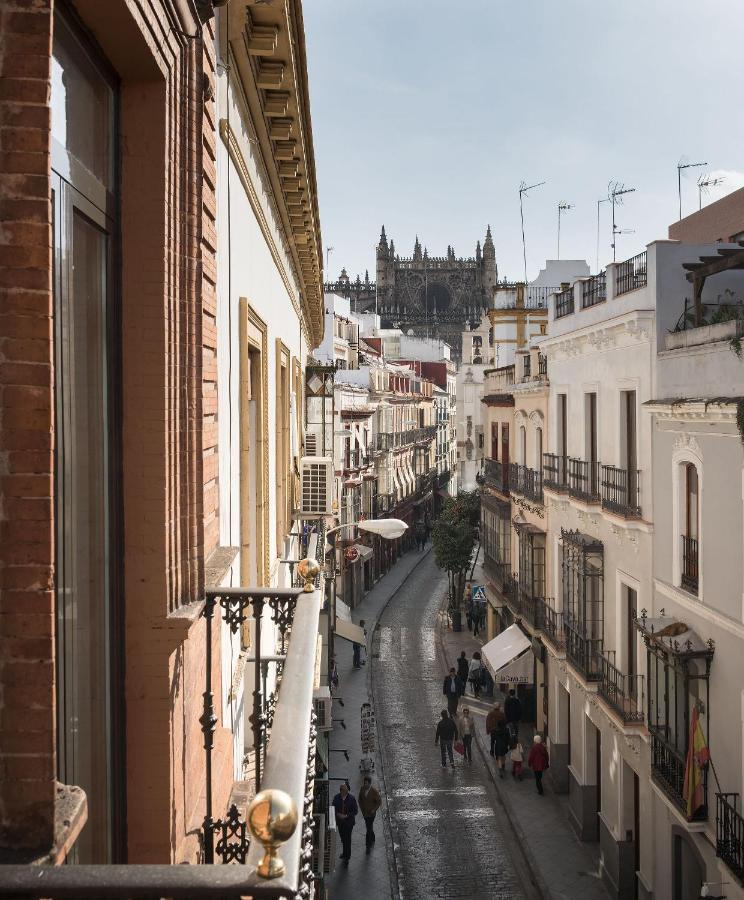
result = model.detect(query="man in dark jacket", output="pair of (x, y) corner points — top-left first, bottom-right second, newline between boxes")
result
(505, 688), (522, 741)
(442, 668), (463, 716)
(332, 783), (358, 864)
(457, 651), (470, 685)
(434, 709), (459, 768)
(358, 775), (382, 852)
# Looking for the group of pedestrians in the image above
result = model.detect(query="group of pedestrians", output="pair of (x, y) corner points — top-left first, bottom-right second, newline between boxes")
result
(331, 775), (382, 866)
(441, 658), (551, 794)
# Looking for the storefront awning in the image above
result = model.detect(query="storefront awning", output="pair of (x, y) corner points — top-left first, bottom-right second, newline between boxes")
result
(335, 617), (366, 645)
(481, 624), (534, 684)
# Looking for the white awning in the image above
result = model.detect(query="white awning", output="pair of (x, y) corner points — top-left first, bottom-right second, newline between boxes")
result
(481, 624), (534, 684)
(336, 599), (352, 622)
(335, 617), (366, 645)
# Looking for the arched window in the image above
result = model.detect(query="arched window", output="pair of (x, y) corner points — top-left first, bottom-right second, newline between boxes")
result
(681, 463), (699, 593)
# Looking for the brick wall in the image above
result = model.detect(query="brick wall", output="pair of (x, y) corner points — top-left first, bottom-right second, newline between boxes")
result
(669, 186), (744, 243)
(0, 0), (55, 853)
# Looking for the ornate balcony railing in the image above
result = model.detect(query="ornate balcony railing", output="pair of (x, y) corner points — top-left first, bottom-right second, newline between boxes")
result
(600, 464), (641, 518)
(716, 792), (744, 881)
(538, 353), (547, 377)
(484, 456), (510, 494)
(581, 272), (606, 308)
(681, 535), (699, 594)
(373, 492), (394, 518)
(0, 585), (324, 898)
(652, 730), (707, 821)
(543, 452), (568, 491)
(538, 598), (564, 649)
(616, 251), (647, 296)
(520, 592), (551, 631)
(597, 651), (644, 723)
(555, 287), (574, 318)
(565, 617), (603, 681)
(568, 457), (601, 503)
(523, 355), (531, 378)
(375, 432), (392, 452)
(509, 462), (543, 504)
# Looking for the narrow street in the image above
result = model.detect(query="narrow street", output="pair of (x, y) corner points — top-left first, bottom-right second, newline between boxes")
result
(371, 552), (539, 900)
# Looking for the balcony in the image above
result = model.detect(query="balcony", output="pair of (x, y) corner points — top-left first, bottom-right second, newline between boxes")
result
(581, 272), (607, 309)
(344, 447), (364, 471)
(375, 432), (392, 452)
(565, 616), (603, 681)
(484, 456), (510, 494)
(616, 250), (647, 296)
(543, 452), (568, 492)
(537, 598), (564, 649)
(600, 465), (641, 518)
(568, 457), (601, 503)
(652, 731), (707, 821)
(509, 462), (543, 504)
(681, 535), (699, 594)
(538, 352), (547, 377)
(597, 651), (644, 723)
(373, 492), (394, 517)
(555, 287), (574, 318)
(716, 793), (744, 881)
(0, 584), (324, 896)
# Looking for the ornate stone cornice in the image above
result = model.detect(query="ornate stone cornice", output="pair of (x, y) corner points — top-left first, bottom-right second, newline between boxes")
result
(542, 310), (654, 360)
(646, 398), (740, 425)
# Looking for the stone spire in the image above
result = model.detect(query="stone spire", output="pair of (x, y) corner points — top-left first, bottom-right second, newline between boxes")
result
(377, 225), (389, 258)
(475, 240), (482, 262)
(413, 235), (422, 262)
(483, 224), (497, 295)
(389, 239), (395, 257)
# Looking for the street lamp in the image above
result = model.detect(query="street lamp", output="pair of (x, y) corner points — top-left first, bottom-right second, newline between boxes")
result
(325, 517), (408, 549)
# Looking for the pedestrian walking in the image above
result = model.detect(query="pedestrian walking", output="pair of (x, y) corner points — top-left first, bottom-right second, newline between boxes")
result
(435, 709), (458, 769)
(468, 651), (483, 697)
(472, 606), (481, 637)
(528, 734), (550, 795)
(352, 620), (367, 668)
(358, 775), (382, 853)
(458, 707), (475, 763)
(505, 688), (522, 742)
(456, 650), (470, 685)
(442, 667), (463, 716)
(486, 702), (506, 757)
(332, 783), (358, 864)
(510, 740), (524, 779)
(491, 714), (510, 777)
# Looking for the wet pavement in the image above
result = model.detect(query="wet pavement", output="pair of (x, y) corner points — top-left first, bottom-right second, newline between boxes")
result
(371, 552), (540, 900)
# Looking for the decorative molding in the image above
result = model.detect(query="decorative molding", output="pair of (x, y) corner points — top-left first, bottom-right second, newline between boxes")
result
(673, 432), (702, 456)
(512, 495), (545, 519)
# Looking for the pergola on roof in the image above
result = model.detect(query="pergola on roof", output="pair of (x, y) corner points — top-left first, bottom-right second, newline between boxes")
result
(683, 241), (744, 325)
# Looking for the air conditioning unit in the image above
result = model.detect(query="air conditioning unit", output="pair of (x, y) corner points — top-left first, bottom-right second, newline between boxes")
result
(300, 456), (333, 517)
(313, 686), (332, 732)
(304, 431), (319, 457)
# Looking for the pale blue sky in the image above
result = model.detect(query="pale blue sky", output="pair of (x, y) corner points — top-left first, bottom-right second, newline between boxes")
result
(304, 0), (744, 283)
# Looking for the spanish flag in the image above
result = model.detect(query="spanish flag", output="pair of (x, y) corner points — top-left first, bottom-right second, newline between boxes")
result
(683, 705), (710, 818)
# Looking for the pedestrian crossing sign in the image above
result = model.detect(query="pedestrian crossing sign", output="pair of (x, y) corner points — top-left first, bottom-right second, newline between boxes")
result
(472, 584), (486, 602)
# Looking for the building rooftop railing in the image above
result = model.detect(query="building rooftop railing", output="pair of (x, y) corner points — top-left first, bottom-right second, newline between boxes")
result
(616, 251), (647, 296)
(555, 287), (574, 319)
(581, 272), (606, 309)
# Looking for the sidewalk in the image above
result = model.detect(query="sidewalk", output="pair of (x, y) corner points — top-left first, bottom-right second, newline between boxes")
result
(327, 546), (432, 900)
(437, 560), (610, 900)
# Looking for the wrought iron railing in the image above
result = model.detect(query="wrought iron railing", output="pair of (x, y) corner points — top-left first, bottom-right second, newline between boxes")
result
(581, 272), (606, 308)
(616, 251), (647, 296)
(375, 432), (392, 452)
(373, 492), (394, 518)
(538, 353), (547, 377)
(0, 586), (324, 897)
(564, 617), (603, 681)
(597, 651), (644, 723)
(523, 355), (531, 378)
(681, 535), (699, 594)
(509, 462), (543, 504)
(568, 457), (601, 503)
(600, 464), (641, 518)
(652, 730), (707, 821)
(519, 592), (550, 631)
(555, 287), (574, 318)
(717, 792), (744, 880)
(543, 452), (568, 491)
(484, 456), (510, 494)
(539, 598), (564, 649)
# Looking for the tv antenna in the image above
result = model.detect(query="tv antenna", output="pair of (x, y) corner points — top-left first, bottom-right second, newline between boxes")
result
(595, 197), (611, 274)
(557, 202), (573, 260)
(677, 157), (707, 220)
(697, 172), (724, 210)
(519, 180), (546, 284)
(326, 245), (334, 275)
(608, 181), (635, 262)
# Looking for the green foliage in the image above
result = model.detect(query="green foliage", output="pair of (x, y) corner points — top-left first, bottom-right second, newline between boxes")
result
(737, 399), (744, 446)
(432, 491), (478, 609)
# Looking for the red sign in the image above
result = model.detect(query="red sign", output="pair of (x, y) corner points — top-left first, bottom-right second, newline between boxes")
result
(344, 546), (359, 563)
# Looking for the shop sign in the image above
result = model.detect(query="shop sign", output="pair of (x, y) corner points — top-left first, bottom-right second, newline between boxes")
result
(344, 546), (359, 563)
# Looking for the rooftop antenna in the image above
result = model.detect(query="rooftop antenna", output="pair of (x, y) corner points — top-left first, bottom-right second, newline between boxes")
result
(608, 181), (635, 262)
(596, 197), (611, 274)
(325, 245), (334, 277)
(519, 179), (546, 284)
(677, 157), (707, 220)
(697, 172), (724, 210)
(557, 202), (573, 260)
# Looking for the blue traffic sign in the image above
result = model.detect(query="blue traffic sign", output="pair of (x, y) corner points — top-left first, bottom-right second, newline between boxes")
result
(471, 584), (486, 602)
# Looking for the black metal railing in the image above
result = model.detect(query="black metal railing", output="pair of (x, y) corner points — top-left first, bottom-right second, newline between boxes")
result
(526, 285), (561, 308)
(373, 492), (393, 517)
(519, 592), (550, 631)
(509, 462), (543, 504)
(616, 251), (648, 296)
(484, 456), (510, 494)
(568, 457), (601, 503)
(539, 599), (565, 649)
(538, 353), (547, 376)
(565, 618), (603, 681)
(717, 793), (744, 880)
(503, 572), (519, 611)
(543, 452), (568, 491)
(582, 272), (606, 308)
(681, 535), (699, 594)
(555, 287), (574, 318)
(375, 432), (391, 452)
(601, 464), (641, 517)
(597, 652), (644, 723)
(652, 730), (707, 820)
